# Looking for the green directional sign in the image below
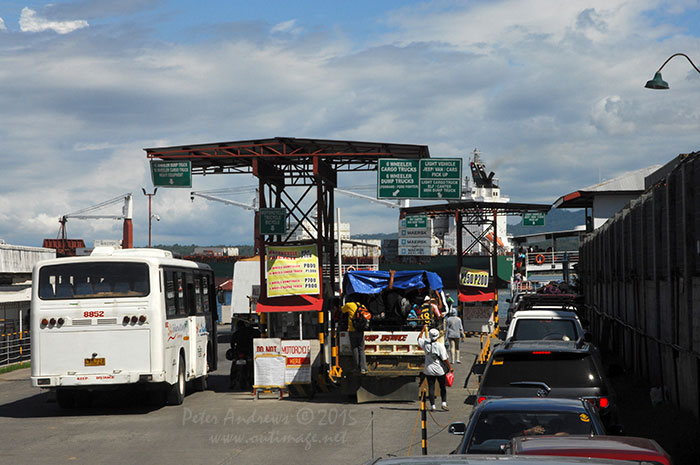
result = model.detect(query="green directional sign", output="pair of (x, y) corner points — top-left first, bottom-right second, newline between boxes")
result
(405, 215), (428, 229)
(419, 158), (462, 199)
(523, 212), (546, 226)
(377, 159), (420, 199)
(260, 208), (287, 235)
(150, 161), (192, 188)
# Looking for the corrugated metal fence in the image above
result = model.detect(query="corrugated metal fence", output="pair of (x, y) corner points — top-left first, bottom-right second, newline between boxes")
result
(579, 152), (700, 420)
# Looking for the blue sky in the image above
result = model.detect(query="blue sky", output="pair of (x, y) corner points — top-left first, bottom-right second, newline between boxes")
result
(1, 0), (699, 247)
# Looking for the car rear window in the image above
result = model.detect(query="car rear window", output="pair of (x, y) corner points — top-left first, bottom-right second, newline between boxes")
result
(469, 411), (595, 453)
(482, 352), (602, 388)
(513, 319), (577, 341)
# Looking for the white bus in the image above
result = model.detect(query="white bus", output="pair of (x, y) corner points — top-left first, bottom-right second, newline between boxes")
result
(30, 247), (218, 408)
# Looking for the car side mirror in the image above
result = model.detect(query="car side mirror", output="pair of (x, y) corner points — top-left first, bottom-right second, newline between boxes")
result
(448, 422), (467, 435)
(607, 424), (624, 435)
(583, 332), (593, 342)
(471, 363), (486, 376)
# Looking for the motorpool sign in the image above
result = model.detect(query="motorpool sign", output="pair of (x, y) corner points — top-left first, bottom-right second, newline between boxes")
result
(377, 158), (462, 199)
(259, 208), (287, 235)
(150, 161), (192, 188)
(265, 245), (320, 297)
(523, 212), (546, 226)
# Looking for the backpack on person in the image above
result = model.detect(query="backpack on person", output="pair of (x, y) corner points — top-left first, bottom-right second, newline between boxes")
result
(352, 304), (372, 331)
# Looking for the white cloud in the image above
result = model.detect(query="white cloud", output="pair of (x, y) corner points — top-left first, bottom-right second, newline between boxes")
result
(0, 17), (6, 31)
(19, 7), (89, 34)
(591, 96), (635, 135)
(271, 19), (302, 35)
(1, 1), (700, 247)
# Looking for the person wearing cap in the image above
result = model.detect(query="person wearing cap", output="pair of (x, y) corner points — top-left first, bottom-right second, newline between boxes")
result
(418, 325), (453, 411)
(445, 309), (464, 363)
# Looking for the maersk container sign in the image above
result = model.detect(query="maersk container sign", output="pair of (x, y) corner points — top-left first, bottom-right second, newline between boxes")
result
(378, 158), (462, 199)
(400, 237), (431, 247)
(150, 160), (192, 188)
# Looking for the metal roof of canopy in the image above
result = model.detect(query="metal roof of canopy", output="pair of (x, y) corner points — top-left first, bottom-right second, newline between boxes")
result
(144, 137), (430, 178)
(401, 200), (551, 217)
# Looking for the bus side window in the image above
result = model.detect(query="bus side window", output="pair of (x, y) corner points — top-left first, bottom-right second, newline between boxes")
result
(194, 275), (204, 315)
(175, 272), (186, 317)
(185, 272), (197, 316)
(164, 270), (177, 318)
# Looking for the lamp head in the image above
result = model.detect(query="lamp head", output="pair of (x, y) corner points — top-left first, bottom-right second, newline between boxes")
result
(645, 72), (669, 90)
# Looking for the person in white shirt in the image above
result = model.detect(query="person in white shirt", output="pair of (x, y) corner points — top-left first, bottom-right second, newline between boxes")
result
(418, 325), (453, 410)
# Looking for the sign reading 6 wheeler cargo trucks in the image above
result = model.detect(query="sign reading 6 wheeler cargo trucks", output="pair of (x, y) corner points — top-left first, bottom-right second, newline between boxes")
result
(265, 245), (320, 297)
(378, 158), (462, 199)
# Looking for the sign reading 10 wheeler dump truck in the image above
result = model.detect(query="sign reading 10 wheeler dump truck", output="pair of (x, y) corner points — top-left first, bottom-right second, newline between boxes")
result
(377, 158), (462, 199)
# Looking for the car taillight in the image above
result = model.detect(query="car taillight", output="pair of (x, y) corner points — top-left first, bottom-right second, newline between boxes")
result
(599, 397), (609, 408)
(130, 316), (138, 324)
(41, 318), (49, 326)
(532, 351), (551, 354)
(123, 316), (130, 325)
(478, 396), (487, 404)
(57, 318), (65, 326)
(138, 315), (147, 324)
(49, 318), (56, 326)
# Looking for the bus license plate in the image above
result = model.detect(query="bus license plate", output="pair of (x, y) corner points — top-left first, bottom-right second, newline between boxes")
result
(84, 358), (105, 367)
(236, 359), (247, 365)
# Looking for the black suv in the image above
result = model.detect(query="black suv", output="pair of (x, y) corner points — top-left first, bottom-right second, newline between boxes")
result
(470, 340), (620, 429)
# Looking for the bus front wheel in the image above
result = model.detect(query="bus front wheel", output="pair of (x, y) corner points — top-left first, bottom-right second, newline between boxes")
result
(167, 357), (186, 405)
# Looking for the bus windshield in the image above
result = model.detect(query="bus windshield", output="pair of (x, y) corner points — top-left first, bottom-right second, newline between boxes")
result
(39, 262), (149, 300)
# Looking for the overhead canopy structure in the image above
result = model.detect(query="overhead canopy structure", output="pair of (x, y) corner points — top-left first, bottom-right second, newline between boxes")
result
(402, 200), (550, 302)
(145, 137), (431, 358)
(145, 137), (430, 184)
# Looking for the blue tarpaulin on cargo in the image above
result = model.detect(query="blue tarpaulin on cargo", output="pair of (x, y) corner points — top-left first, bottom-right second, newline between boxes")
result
(343, 270), (443, 295)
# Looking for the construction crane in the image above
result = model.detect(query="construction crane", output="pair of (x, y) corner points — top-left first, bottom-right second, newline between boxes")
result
(190, 188), (258, 211)
(334, 187), (406, 208)
(53, 193), (134, 253)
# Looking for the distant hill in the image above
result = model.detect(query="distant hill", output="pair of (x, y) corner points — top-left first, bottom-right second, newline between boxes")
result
(508, 209), (585, 237)
(353, 232), (398, 240)
(153, 244), (254, 256)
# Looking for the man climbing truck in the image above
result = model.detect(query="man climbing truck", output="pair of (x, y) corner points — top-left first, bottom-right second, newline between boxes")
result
(333, 269), (447, 402)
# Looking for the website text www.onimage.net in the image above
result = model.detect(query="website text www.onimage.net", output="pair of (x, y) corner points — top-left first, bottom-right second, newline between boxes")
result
(209, 430), (348, 451)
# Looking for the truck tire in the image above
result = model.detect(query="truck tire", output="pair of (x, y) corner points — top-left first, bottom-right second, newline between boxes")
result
(192, 375), (208, 392)
(167, 356), (186, 405)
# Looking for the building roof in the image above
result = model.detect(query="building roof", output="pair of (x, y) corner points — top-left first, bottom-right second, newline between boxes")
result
(554, 165), (662, 209)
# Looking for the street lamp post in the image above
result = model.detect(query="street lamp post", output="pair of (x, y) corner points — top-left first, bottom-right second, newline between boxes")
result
(645, 53), (700, 89)
(142, 188), (158, 247)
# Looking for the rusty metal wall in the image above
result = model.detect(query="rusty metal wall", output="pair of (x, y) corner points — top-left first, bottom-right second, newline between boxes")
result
(579, 152), (700, 420)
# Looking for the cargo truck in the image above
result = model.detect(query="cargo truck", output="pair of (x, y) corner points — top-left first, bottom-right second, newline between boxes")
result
(333, 269), (447, 402)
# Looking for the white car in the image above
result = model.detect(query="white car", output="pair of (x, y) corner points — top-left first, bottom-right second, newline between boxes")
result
(505, 309), (589, 342)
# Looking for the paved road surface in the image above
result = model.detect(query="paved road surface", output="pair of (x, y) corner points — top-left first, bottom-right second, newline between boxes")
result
(0, 327), (482, 465)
